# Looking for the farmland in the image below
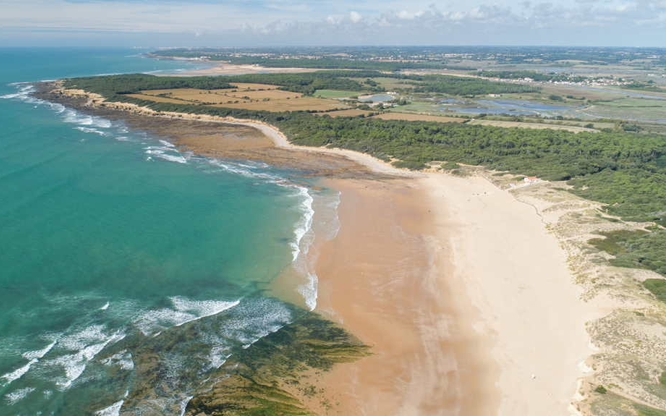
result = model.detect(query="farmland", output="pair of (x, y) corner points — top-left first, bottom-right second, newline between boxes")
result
(130, 83), (350, 112)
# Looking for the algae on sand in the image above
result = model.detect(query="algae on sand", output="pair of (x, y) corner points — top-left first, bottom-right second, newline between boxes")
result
(185, 312), (370, 416)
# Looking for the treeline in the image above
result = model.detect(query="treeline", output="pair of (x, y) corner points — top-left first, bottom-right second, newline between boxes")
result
(65, 72), (374, 96)
(64, 72), (541, 98)
(213, 71), (371, 94)
(67, 74), (234, 99)
(477, 70), (588, 83)
(621, 80), (664, 92)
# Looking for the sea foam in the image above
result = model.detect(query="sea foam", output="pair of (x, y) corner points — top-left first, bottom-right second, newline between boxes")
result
(134, 297), (240, 336)
(22, 339), (58, 361)
(101, 351), (134, 371)
(46, 326), (125, 389)
(144, 145), (188, 164)
(0, 83), (135, 144)
(179, 396), (194, 416)
(4, 387), (36, 406)
(0, 359), (37, 386)
(0, 339), (57, 386)
(95, 399), (124, 416)
(207, 158), (320, 309)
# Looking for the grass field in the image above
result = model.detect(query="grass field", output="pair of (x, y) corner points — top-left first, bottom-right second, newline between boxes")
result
(350, 77), (417, 91)
(229, 83), (281, 90)
(389, 101), (445, 115)
(127, 93), (189, 104)
(314, 90), (362, 99)
(129, 85), (349, 112)
(585, 97), (666, 122)
(216, 96), (347, 112)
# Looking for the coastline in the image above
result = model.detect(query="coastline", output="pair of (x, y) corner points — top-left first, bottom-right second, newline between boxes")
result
(307, 177), (498, 415)
(422, 173), (596, 415)
(34, 83), (597, 415)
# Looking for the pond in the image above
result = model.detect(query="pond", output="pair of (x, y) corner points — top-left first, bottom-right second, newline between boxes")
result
(438, 98), (577, 117)
(358, 94), (395, 103)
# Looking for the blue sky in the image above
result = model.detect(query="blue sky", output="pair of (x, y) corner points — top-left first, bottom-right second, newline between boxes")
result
(1, 0), (665, 47)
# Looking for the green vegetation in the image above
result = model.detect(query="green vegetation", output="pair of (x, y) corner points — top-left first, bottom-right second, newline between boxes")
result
(441, 161), (460, 170)
(622, 80), (664, 92)
(589, 229), (666, 298)
(314, 90), (360, 99)
(67, 72), (373, 97)
(68, 73), (234, 99)
(66, 72), (540, 100)
(644, 279), (666, 303)
(589, 230), (649, 257)
(186, 312), (369, 416)
(635, 404), (666, 416)
(411, 75), (538, 96)
(589, 229), (666, 275)
(594, 385), (608, 394)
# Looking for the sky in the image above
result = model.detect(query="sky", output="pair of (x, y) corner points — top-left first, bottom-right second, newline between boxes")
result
(0, 0), (665, 47)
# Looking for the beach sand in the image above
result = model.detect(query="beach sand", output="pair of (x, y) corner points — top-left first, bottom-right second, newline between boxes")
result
(295, 172), (594, 416)
(179, 62), (315, 76)
(421, 173), (595, 415)
(38, 84), (595, 415)
(306, 177), (497, 416)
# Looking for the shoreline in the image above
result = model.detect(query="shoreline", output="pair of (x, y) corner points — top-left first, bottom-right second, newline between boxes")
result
(34, 83), (597, 415)
(308, 177), (498, 415)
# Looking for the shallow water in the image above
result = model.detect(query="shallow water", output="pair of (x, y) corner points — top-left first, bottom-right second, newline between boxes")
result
(439, 98), (577, 117)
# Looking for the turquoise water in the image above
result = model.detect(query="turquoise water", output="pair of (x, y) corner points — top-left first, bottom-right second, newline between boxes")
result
(0, 49), (327, 414)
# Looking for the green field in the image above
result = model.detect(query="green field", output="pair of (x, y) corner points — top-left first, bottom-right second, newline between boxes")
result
(314, 89), (362, 99)
(587, 97), (666, 122)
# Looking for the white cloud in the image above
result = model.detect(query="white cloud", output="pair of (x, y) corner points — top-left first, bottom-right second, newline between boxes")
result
(0, 0), (665, 46)
(349, 11), (362, 23)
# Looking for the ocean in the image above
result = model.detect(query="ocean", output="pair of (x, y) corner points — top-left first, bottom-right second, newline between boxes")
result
(0, 48), (333, 414)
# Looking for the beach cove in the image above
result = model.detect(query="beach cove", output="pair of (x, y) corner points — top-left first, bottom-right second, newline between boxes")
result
(27, 82), (601, 415)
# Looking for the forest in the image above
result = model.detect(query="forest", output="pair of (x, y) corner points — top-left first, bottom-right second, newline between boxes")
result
(67, 72), (539, 98)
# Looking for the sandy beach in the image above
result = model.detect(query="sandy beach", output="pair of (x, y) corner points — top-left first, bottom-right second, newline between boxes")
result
(422, 174), (596, 415)
(247, 113), (596, 415)
(38, 84), (597, 415)
(303, 177), (496, 416)
(178, 62), (315, 76)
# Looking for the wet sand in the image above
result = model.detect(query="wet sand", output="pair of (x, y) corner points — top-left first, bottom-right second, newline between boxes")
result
(309, 178), (496, 416)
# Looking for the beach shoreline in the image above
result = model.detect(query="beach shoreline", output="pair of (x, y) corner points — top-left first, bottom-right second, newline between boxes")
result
(34, 83), (596, 415)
